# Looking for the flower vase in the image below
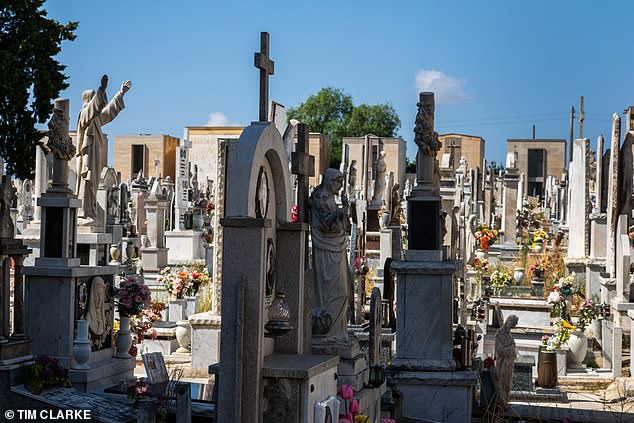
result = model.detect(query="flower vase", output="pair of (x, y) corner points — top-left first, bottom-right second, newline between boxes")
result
(175, 320), (191, 353)
(185, 295), (199, 319)
(567, 330), (588, 367)
(475, 249), (488, 260)
(116, 315), (133, 358)
(537, 348), (558, 388)
(168, 298), (186, 322)
(193, 213), (204, 230)
(590, 318), (602, 341)
(531, 277), (545, 297)
(513, 267), (526, 285)
(72, 320), (91, 369)
(109, 244), (121, 263)
(532, 243), (544, 253)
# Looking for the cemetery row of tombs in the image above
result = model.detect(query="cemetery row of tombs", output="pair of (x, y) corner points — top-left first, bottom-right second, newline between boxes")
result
(1, 44), (634, 423)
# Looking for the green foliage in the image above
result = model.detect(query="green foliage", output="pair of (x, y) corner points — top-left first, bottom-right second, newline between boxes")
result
(288, 87), (400, 168)
(405, 157), (416, 173)
(0, 0), (77, 179)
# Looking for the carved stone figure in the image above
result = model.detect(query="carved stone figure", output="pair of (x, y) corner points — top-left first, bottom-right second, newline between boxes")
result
(0, 177), (17, 238)
(190, 164), (199, 200)
(20, 179), (34, 224)
(414, 94), (441, 156)
(389, 183), (401, 226)
(506, 147), (518, 170)
(494, 314), (519, 406)
(347, 160), (357, 198)
(47, 99), (75, 161)
(404, 179), (412, 198)
(84, 276), (110, 349)
(76, 75), (131, 225)
(309, 168), (352, 345)
(372, 151), (387, 204)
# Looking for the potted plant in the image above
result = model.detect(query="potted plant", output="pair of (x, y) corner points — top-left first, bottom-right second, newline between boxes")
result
(25, 355), (72, 395)
(532, 229), (548, 253)
(113, 274), (152, 358)
(538, 320), (570, 388)
(160, 267), (187, 322)
(474, 224), (498, 258)
(529, 259), (546, 296)
(489, 265), (511, 296)
(568, 299), (599, 367)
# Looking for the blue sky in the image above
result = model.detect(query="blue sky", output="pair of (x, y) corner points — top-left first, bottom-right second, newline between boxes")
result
(45, 0), (634, 166)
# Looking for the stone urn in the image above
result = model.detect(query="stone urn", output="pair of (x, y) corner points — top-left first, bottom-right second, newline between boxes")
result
(72, 320), (91, 369)
(532, 243), (544, 253)
(126, 238), (137, 260)
(513, 267), (526, 285)
(168, 298), (187, 322)
(567, 330), (588, 367)
(175, 320), (191, 353)
(380, 211), (390, 229)
(110, 244), (121, 263)
(116, 315), (133, 358)
(537, 348), (558, 388)
(531, 277), (545, 297)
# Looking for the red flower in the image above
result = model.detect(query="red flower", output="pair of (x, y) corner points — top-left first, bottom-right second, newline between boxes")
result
(338, 384), (354, 400)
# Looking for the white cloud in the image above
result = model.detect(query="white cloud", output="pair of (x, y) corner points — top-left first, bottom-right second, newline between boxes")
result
(414, 69), (471, 104)
(206, 112), (239, 126)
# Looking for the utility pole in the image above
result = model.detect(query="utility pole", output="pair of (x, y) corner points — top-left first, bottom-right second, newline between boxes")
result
(569, 105), (575, 163)
(578, 96), (585, 140)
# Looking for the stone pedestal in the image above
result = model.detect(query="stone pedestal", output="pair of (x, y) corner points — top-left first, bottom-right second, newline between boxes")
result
(165, 230), (204, 264)
(262, 354), (339, 423)
(189, 312), (221, 371)
(389, 369), (477, 422)
(387, 254), (477, 422)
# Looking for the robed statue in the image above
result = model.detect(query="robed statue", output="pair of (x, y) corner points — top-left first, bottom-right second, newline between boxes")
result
(309, 168), (354, 346)
(76, 75), (132, 225)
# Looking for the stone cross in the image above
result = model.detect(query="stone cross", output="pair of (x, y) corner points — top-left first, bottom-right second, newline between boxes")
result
(291, 123), (314, 224)
(154, 156), (160, 179)
(254, 32), (274, 122)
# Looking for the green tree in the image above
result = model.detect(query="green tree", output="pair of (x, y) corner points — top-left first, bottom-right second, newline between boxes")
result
(347, 104), (400, 139)
(0, 0), (77, 179)
(288, 87), (400, 168)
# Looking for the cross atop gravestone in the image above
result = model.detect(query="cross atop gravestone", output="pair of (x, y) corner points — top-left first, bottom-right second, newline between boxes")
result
(254, 32), (275, 122)
(291, 123), (314, 223)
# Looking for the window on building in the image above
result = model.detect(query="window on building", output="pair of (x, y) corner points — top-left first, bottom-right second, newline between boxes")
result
(131, 144), (146, 177)
(527, 148), (545, 198)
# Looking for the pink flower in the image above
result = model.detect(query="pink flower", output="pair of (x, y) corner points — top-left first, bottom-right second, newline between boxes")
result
(349, 399), (359, 415)
(338, 384), (354, 400)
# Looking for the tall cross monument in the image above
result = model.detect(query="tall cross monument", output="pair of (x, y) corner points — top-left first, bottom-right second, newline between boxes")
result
(254, 32), (275, 122)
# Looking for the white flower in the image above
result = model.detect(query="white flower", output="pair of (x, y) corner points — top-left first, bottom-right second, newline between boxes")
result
(547, 291), (561, 304)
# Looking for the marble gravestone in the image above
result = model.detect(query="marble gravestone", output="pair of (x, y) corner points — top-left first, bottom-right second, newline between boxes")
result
(387, 92), (477, 423)
(24, 99), (132, 392)
(217, 32), (339, 423)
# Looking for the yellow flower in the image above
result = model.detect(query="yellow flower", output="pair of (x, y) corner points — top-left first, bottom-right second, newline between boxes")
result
(561, 320), (576, 330)
(113, 320), (120, 332)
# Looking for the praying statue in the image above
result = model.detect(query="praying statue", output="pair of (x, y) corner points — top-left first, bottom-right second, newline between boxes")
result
(76, 75), (132, 225)
(309, 168), (353, 346)
(494, 314), (519, 407)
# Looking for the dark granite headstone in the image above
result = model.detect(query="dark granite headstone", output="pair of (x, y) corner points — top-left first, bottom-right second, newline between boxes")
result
(407, 199), (440, 250)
